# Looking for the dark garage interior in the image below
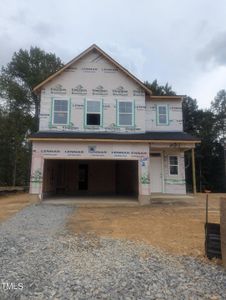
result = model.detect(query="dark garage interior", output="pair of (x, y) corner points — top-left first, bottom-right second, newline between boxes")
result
(42, 159), (138, 199)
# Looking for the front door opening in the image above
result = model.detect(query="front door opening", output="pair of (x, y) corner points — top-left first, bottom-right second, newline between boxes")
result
(150, 153), (162, 193)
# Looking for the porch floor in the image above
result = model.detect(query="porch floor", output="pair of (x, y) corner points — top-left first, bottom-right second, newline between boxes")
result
(150, 193), (194, 199)
(150, 193), (194, 205)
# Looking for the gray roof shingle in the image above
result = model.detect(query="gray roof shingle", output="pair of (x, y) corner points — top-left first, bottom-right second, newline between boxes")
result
(30, 131), (199, 142)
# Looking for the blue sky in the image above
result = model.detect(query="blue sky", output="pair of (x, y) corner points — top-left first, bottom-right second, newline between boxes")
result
(1, 0), (226, 108)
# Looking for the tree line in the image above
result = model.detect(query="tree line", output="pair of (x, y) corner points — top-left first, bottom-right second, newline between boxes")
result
(0, 47), (225, 192)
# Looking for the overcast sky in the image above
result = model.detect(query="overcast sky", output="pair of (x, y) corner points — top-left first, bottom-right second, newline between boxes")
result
(1, 0), (226, 108)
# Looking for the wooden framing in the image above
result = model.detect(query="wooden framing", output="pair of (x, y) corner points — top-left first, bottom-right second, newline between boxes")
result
(191, 148), (197, 194)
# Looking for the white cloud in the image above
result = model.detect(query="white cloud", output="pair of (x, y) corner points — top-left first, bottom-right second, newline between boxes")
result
(190, 66), (226, 108)
(0, 0), (226, 108)
(101, 43), (146, 80)
(197, 31), (226, 70)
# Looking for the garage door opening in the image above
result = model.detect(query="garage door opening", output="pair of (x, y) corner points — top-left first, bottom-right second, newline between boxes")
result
(42, 159), (138, 200)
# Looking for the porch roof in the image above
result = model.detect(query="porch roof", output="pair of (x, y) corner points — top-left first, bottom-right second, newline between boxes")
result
(29, 131), (200, 143)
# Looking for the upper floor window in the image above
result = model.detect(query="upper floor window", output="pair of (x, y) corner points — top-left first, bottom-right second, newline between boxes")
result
(53, 99), (69, 125)
(117, 101), (134, 126)
(86, 100), (102, 126)
(157, 104), (168, 125)
(169, 155), (179, 175)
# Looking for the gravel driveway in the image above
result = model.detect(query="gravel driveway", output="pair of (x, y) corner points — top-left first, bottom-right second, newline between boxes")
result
(0, 204), (226, 299)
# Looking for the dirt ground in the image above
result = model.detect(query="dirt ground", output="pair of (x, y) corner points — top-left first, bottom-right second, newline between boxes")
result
(0, 192), (37, 223)
(68, 193), (225, 257)
(0, 192), (224, 258)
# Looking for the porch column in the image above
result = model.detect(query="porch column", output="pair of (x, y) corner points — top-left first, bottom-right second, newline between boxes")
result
(29, 155), (44, 197)
(191, 148), (197, 194)
(138, 156), (151, 205)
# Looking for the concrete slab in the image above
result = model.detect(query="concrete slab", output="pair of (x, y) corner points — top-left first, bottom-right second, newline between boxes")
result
(42, 195), (139, 207)
(150, 193), (194, 200)
(150, 193), (194, 206)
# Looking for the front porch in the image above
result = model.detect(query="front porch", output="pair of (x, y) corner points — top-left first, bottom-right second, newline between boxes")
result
(149, 144), (197, 195)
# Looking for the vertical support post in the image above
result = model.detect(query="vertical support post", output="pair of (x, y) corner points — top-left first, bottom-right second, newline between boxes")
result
(205, 192), (209, 256)
(191, 148), (197, 194)
(39, 157), (44, 200)
(206, 192), (209, 225)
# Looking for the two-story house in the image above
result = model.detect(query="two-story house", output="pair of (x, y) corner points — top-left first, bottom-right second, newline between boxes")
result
(29, 44), (199, 204)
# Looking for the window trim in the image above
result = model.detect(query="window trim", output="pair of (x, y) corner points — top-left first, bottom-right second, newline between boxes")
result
(85, 99), (103, 127)
(156, 104), (169, 126)
(52, 98), (70, 126)
(116, 99), (135, 127)
(168, 155), (179, 176)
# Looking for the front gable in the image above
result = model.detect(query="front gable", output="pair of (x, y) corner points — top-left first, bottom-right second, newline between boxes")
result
(39, 47), (148, 132)
(41, 48), (147, 98)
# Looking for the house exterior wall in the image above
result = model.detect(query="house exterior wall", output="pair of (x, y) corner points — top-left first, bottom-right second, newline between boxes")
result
(163, 150), (186, 194)
(145, 99), (183, 131)
(149, 149), (186, 195)
(39, 50), (146, 133)
(30, 140), (187, 201)
(39, 50), (183, 133)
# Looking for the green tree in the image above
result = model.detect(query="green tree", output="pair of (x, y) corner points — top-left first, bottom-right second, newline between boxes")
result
(0, 47), (63, 186)
(182, 96), (199, 133)
(144, 79), (176, 96)
(210, 89), (226, 190)
(194, 109), (225, 191)
(183, 97), (225, 192)
(211, 89), (226, 136)
(0, 106), (34, 186)
(0, 47), (63, 129)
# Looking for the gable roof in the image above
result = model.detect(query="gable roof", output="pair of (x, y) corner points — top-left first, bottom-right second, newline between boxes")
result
(33, 44), (152, 95)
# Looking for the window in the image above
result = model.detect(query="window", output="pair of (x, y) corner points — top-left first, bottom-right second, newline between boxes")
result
(118, 101), (133, 126)
(86, 100), (102, 126)
(53, 99), (69, 125)
(157, 105), (168, 125)
(169, 156), (179, 175)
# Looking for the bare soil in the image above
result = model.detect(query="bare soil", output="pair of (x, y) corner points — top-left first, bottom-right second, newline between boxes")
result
(0, 192), (38, 222)
(0, 192), (224, 258)
(68, 193), (224, 257)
